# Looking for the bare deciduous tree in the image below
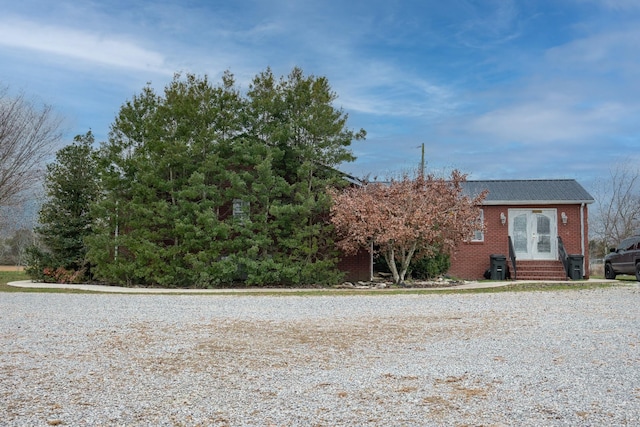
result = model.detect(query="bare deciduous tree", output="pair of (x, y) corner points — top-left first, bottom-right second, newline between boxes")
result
(591, 163), (640, 254)
(0, 85), (63, 208)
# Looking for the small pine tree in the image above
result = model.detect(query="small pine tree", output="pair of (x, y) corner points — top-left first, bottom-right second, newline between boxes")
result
(26, 132), (99, 283)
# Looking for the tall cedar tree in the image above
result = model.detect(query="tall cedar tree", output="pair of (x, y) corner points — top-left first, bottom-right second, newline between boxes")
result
(87, 68), (364, 287)
(26, 131), (99, 283)
(329, 171), (487, 284)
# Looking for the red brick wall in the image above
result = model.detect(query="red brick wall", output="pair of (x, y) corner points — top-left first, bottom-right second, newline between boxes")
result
(448, 204), (591, 280)
(557, 204), (590, 278)
(337, 248), (371, 282)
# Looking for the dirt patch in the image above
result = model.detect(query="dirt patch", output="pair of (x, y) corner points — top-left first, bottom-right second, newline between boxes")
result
(0, 265), (23, 271)
(92, 314), (492, 377)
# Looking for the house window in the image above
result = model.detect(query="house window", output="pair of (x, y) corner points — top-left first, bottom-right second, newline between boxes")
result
(233, 199), (249, 223)
(472, 209), (484, 242)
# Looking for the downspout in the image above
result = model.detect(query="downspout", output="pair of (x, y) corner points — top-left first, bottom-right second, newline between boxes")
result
(580, 203), (586, 275)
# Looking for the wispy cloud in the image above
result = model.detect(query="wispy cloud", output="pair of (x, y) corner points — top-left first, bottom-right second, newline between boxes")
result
(546, 27), (640, 75)
(576, 0), (640, 11)
(465, 101), (624, 144)
(446, 11), (640, 154)
(0, 17), (171, 74)
(2, 0), (639, 184)
(453, 0), (522, 48)
(331, 60), (459, 123)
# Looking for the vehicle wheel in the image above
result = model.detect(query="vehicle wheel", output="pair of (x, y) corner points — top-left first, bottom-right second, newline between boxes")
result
(636, 263), (640, 282)
(604, 263), (616, 280)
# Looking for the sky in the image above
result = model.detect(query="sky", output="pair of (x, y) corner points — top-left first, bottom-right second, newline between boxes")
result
(1, 0), (639, 189)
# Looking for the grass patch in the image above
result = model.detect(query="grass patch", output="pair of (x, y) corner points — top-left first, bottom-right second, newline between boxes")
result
(0, 271), (28, 290)
(294, 282), (615, 296)
(0, 272), (41, 294)
(0, 271), (102, 294)
(0, 271), (624, 295)
(452, 281), (618, 293)
(591, 273), (637, 282)
(613, 275), (638, 282)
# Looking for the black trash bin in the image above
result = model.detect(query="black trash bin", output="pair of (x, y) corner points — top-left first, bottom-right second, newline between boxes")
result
(567, 254), (584, 280)
(490, 254), (507, 280)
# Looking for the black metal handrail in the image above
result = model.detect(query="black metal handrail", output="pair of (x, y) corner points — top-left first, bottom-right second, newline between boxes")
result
(558, 236), (569, 276)
(508, 236), (517, 280)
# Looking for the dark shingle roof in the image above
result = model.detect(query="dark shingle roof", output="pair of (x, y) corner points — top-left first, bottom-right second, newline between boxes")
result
(462, 179), (594, 205)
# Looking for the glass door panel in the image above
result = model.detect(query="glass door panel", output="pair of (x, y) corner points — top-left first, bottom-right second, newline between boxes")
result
(509, 209), (557, 260)
(535, 214), (551, 254)
(513, 214), (528, 254)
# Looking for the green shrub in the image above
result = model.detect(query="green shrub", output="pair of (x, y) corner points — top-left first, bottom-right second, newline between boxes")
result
(375, 251), (450, 280)
(408, 252), (450, 280)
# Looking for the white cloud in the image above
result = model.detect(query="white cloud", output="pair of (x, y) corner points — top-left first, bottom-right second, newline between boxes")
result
(453, 0), (522, 48)
(576, 0), (640, 11)
(466, 101), (625, 144)
(332, 61), (458, 121)
(546, 28), (640, 73)
(450, 17), (640, 150)
(0, 17), (171, 74)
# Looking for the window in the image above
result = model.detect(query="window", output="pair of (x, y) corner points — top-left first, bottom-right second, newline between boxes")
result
(619, 238), (638, 251)
(472, 209), (484, 242)
(233, 199), (249, 223)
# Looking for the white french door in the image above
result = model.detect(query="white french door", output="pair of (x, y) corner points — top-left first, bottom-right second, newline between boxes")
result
(509, 209), (557, 260)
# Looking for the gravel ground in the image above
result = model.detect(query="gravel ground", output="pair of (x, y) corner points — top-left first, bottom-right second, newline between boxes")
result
(1, 285), (639, 426)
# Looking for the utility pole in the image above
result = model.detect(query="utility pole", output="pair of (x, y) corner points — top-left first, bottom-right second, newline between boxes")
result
(420, 143), (425, 177)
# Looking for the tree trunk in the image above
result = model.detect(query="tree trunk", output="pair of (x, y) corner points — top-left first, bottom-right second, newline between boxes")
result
(384, 245), (400, 284)
(398, 242), (418, 284)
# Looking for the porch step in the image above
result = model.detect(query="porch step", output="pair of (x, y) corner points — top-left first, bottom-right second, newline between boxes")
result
(509, 260), (568, 281)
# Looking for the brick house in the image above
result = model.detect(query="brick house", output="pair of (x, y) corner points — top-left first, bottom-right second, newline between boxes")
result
(449, 179), (595, 280)
(333, 172), (373, 282)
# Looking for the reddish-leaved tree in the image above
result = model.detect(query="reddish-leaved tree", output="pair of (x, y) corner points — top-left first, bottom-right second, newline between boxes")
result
(329, 171), (486, 284)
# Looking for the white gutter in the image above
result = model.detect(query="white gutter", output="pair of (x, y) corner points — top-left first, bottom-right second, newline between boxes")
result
(481, 200), (595, 206)
(581, 203), (586, 274)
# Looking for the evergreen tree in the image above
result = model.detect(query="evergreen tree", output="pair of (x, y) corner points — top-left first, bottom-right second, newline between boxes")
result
(87, 68), (365, 287)
(246, 67), (366, 285)
(26, 131), (99, 282)
(87, 74), (244, 287)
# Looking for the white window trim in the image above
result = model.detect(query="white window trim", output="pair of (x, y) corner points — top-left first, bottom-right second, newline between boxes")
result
(233, 199), (250, 223)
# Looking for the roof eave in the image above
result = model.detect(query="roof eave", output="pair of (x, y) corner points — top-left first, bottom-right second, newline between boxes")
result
(481, 199), (595, 206)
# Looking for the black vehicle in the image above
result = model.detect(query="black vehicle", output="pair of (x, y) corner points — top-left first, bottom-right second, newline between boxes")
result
(604, 235), (640, 281)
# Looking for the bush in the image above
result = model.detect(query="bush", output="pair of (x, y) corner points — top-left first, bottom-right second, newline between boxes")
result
(407, 252), (450, 280)
(374, 250), (450, 280)
(25, 246), (89, 284)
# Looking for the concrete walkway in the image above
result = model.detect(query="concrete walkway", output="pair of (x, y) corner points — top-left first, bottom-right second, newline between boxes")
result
(6, 279), (620, 294)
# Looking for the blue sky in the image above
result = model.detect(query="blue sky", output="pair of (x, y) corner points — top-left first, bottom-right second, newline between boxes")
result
(1, 0), (639, 188)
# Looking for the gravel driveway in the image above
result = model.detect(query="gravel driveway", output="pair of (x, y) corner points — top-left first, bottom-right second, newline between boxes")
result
(2, 286), (639, 426)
